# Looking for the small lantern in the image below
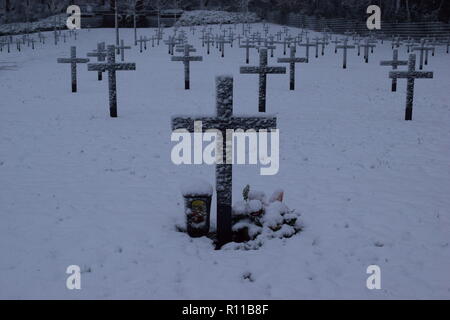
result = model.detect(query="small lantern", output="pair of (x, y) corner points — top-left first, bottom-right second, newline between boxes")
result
(181, 181), (213, 238)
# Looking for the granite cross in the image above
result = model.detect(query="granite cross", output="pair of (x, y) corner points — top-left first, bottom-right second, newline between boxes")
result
(380, 49), (408, 92)
(331, 37), (342, 53)
(171, 75), (277, 247)
(359, 39), (376, 63)
(389, 54), (433, 120)
(299, 37), (316, 62)
(336, 38), (355, 69)
(87, 45), (136, 118)
(413, 39), (434, 70)
(239, 38), (255, 64)
(87, 42), (107, 81)
(57, 46), (90, 93)
(216, 36), (231, 58)
(240, 48), (286, 112)
(277, 45), (307, 90)
(171, 44), (203, 90)
(117, 40), (131, 62)
(137, 36), (149, 53)
(204, 34), (214, 55)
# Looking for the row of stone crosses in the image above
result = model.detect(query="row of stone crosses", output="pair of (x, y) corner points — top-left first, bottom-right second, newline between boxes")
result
(42, 21), (444, 122)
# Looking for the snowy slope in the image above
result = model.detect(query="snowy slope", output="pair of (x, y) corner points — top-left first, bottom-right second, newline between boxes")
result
(0, 24), (450, 299)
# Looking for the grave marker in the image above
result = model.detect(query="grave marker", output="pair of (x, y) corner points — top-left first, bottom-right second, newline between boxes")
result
(57, 46), (89, 93)
(87, 42), (107, 81)
(389, 54), (433, 120)
(171, 44), (203, 90)
(240, 48), (286, 112)
(336, 38), (355, 69)
(380, 49), (408, 91)
(277, 46), (307, 90)
(87, 45), (136, 118)
(171, 75), (277, 247)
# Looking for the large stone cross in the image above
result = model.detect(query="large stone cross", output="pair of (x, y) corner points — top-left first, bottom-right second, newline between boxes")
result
(171, 76), (277, 247)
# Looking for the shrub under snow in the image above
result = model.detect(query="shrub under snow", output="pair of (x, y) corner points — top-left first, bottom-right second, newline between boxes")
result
(175, 10), (260, 26)
(0, 14), (66, 36)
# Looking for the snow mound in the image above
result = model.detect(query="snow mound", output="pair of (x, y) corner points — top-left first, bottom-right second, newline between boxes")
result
(181, 179), (213, 197)
(175, 10), (260, 27)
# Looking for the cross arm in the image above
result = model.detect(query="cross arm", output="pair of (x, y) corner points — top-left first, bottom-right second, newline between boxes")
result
(88, 63), (108, 72)
(277, 57), (307, 63)
(231, 117), (277, 130)
(240, 66), (262, 74)
(264, 67), (286, 74)
(380, 60), (408, 66)
(57, 58), (72, 63)
(389, 71), (434, 79)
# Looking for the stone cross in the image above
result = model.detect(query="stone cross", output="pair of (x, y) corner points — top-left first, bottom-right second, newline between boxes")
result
(389, 54), (433, 120)
(331, 37), (342, 53)
(171, 75), (277, 247)
(240, 48), (286, 112)
(380, 49), (408, 92)
(413, 39), (434, 70)
(336, 38), (355, 69)
(391, 36), (403, 49)
(137, 36), (149, 53)
(204, 34), (214, 55)
(57, 46), (89, 93)
(359, 39), (376, 63)
(88, 45), (136, 118)
(216, 36), (231, 58)
(87, 42), (107, 81)
(171, 44), (203, 90)
(117, 40), (131, 62)
(239, 38), (255, 64)
(165, 36), (177, 55)
(299, 37), (316, 63)
(314, 36), (328, 56)
(277, 45), (307, 90)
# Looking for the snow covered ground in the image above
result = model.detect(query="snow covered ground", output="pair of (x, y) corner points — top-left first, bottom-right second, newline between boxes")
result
(0, 23), (450, 299)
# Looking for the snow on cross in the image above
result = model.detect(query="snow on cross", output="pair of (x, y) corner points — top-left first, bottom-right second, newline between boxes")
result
(298, 37), (316, 63)
(57, 46), (89, 93)
(336, 38), (356, 69)
(117, 40), (131, 62)
(389, 53), (434, 121)
(87, 45), (136, 118)
(413, 39), (434, 70)
(171, 44), (203, 90)
(380, 49), (408, 92)
(277, 45), (307, 90)
(239, 38), (255, 64)
(87, 42), (107, 81)
(171, 75), (277, 248)
(240, 48), (286, 113)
